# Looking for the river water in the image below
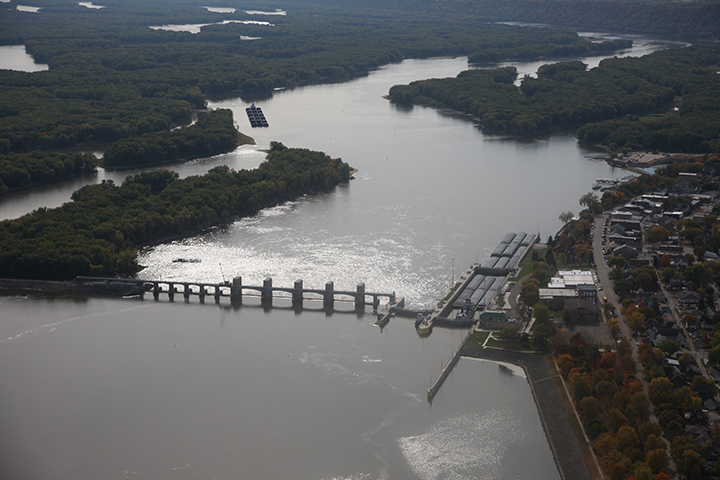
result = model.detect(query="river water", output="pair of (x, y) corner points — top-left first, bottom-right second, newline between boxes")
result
(0, 45), (49, 72)
(0, 32), (678, 480)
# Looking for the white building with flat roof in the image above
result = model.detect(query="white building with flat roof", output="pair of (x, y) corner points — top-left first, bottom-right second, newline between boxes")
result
(549, 270), (595, 289)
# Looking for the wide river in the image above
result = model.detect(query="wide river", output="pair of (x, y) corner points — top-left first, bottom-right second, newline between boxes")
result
(0, 31), (681, 480)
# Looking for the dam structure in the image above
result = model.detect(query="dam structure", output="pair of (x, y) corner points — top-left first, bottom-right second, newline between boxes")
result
(73, 276), (397, 312)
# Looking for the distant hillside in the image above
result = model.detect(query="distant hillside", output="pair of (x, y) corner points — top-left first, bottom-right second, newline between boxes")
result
(293, 0), (720, 38)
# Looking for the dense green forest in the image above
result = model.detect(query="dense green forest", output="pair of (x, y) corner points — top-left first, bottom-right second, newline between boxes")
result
(0, 151), (97, 193)
(0, 146), (352, 280)
(576, 48), (720, 153)
(388, 46), (720, 153)
(103, 109), (245, 167)
(0, 0), (637, 173)
(327, 0), (720, 39)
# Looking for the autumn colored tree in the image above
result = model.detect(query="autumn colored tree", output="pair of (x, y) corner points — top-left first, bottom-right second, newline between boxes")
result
(647, 226), (670, 244)
(648, 377), (674, 406)
(637, 344), (656, 365)
(676, 449), (704, 479)
(556, 354), (575, 378)
(633, 463), (653, 480)
(644, 434), (666, 454)
(626, 311), (646, 333)
(569, 371), (594, 401)
(660, 254), (671, 268)
(682, 313), (698, 327)
(638, 421), (662, 443)
(616, 425), (639, 451)
(595, 432), (619, 456)
(578, 396), (601, 425)
(646, 449), (669, 475)
(556, 234), (573, 251)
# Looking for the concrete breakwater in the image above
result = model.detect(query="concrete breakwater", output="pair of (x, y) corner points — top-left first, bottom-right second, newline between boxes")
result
(427, 327), (475, 401)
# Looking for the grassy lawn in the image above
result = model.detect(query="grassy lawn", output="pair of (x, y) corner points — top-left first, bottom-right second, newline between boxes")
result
(465, 331), (490, 348)
(510, 248), (547, 281)
(485, 337), (536, 352)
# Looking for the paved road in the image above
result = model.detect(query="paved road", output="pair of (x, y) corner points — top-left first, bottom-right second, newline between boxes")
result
(592, 214), (634, 347)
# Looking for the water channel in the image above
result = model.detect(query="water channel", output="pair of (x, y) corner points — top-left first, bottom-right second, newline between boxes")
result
(0, 31), (681, 480)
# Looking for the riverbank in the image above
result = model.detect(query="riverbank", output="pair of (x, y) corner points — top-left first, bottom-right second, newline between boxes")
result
(0, 278), (123, 296)
(459, 345), (601, 480)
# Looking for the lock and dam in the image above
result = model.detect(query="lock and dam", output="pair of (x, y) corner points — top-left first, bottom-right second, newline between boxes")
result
(0, 232), (535, 403)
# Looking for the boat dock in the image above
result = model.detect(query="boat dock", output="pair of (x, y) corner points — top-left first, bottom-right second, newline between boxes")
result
(73, 276), (395, 311)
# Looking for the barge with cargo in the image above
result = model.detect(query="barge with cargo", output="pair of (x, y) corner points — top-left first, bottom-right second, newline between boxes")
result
(246, 104), (268, 127)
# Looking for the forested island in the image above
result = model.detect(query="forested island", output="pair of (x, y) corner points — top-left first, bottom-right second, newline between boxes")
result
(103, 108), (247, 168)
(388, 45), (720, 153)
(0, 145), (352, 279)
